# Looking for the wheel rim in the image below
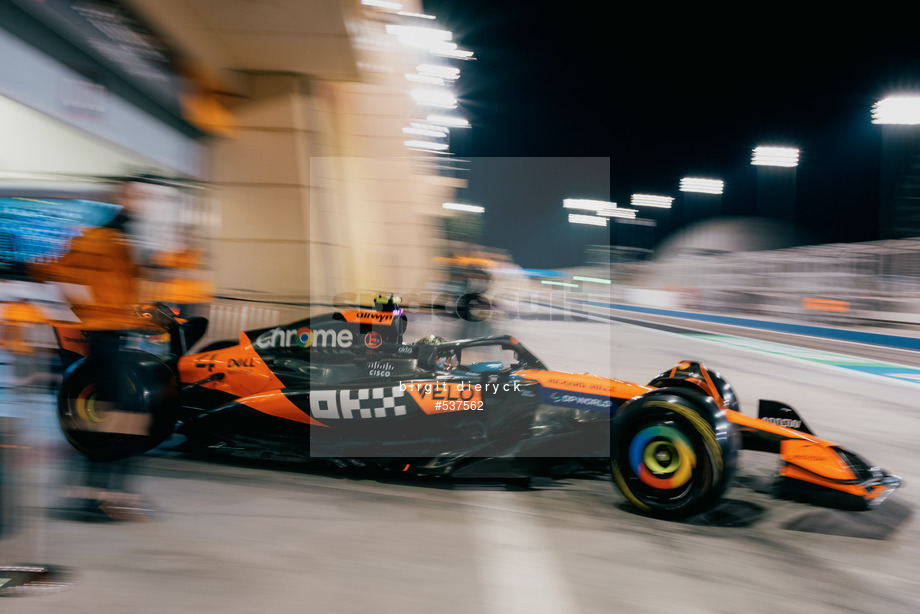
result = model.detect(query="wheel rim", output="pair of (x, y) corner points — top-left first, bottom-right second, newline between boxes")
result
(613, 401), (723, 513)
(628, 424), (696, 490)
(73, 384), (104, 424)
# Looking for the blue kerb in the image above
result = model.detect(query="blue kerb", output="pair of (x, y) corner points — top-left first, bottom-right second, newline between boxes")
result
(576, 301), (920, 352)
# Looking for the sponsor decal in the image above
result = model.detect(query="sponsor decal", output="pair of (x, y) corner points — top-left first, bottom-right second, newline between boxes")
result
(761, 417), (803, 429)
(195, 352), (219, 372)
(310, 387), (407, 419)
(791, 453), (828, 463)
(368, 361), (393, 377)
(543, 376), (610, 394)
(364, 332), (383, 349)
(341, 310), (397, 325)
(226, 357), (257, 373)
(402, 381), (484, 414)
(296, 328), (312, 347)
(57, 327), (91, 354)
(545, 390), (614, 410)
(255, 326), (353, 350)
(781, 440), (837, 468)
(396, 345), (414, 355)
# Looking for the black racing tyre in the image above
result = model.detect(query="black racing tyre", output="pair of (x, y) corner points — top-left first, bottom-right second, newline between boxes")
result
(456, 293), (491, 322)
(610, 388), (738, 520)
(57, 351), (180, 461)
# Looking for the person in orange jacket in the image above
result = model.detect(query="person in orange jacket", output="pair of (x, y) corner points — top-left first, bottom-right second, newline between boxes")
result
(31, 181), (159, 521)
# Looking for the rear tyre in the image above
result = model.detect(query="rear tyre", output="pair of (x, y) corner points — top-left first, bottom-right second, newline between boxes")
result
(610, 389), (737, 520)
(57, 351), (179, 461)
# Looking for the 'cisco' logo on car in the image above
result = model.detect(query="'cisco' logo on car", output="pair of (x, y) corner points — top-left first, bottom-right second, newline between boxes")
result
(256, 327), (353, 349)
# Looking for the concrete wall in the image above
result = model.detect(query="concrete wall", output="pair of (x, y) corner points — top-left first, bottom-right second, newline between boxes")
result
(209, 71), (458, 306)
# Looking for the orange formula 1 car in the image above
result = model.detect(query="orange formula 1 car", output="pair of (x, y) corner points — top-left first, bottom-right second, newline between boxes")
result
(56, 303), (901, 520)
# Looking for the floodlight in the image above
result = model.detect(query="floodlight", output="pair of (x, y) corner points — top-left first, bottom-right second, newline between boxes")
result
(679, 177), (724, 195)
(362, 0), (403, 9)
(630, 194), (673, 208)
(597, 207), (637, 219)
(418, 65), (460, 80)
(568, 213), (608, 227)
(872, 96), (920, 125)
(563, 198), (616, 211)
(435, 47), (474, 59)
(411, 88), (457, 108)
(751, 146), (799, 167)
(426, 114), (469, 127)
(397, 11), (436, 19)
(386, 25), (452, 42)
(406, 73), (445, 86)
(443, 203), (484, 213)
(403, 125), (448, 138)
(404, 140), (448, 151)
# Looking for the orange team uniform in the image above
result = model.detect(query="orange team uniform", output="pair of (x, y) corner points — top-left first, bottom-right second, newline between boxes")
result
(33, 225), (155, 331)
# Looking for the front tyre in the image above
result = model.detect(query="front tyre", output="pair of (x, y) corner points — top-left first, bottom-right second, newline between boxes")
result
(610, 389), (737, 520)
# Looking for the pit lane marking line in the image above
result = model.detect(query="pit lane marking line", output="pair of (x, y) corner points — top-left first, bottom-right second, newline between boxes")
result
(565, 299), (920, 361)
(620, 321), (920, 390)
(574, 300), (920, 354)
(464, 491), (581, 614)
(685, 334), (920, 385)
(540, 300), (920, 388)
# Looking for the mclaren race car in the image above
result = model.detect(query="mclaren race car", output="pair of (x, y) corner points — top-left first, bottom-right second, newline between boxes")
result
(56, 302), (902, 520)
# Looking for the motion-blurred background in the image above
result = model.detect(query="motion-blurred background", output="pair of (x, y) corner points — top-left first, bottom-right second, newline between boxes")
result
(4, 1), (920, 611)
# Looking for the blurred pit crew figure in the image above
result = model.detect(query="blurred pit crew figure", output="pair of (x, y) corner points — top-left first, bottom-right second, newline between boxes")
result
(32, 180), (163, 521)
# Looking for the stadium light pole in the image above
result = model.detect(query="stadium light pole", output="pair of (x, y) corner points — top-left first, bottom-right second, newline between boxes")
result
(563, 199), (623, 264)
(563, 198), (616, 212)
(442, 202), (484, 213)
(629, 193), (673, 246)
(566, 212), (611, 267)
(679, 177), (724, 227)
(872, 95), (920, 239)
(751, 146), (799, 227)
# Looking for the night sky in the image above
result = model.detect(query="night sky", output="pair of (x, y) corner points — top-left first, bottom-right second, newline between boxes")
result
(422, 1), (920, 268)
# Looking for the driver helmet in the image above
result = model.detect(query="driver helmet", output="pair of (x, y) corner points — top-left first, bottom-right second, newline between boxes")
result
(374, 294), (402, 312)
(414, 334), (445, 346)
(435, 350), (458, 371)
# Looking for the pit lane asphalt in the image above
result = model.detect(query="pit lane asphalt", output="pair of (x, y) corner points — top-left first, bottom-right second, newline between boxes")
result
(2, 310), (919, 614)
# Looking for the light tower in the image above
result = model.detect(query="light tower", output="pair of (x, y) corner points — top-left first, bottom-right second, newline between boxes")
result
(751, 146), (799, 227)
(678, 177), (724, 227)
(873, 95), (920, 239)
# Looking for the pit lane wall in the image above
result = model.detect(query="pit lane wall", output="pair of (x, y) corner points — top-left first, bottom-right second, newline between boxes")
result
(197, 235), (920, 348)
(551, 237), (920, 332)
(210, 77), (458, 307)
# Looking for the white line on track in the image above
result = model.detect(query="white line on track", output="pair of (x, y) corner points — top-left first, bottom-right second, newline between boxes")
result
(546, 301), (920, 389)
(574, 301), (920, 360)
(464, 491), (580, 614)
